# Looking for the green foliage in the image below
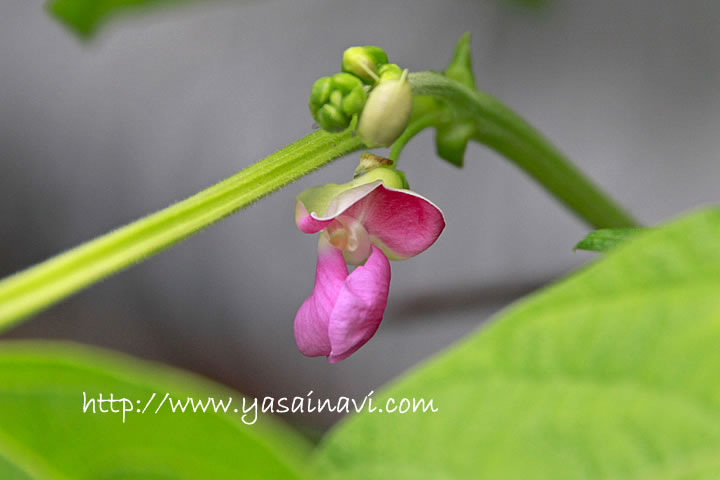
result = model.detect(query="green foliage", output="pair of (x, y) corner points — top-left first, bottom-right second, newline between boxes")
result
(47, 0), (193, 38)
(316, 208), (720, 479)
(0, 342), (310, 479)
(575, 227), (645, 252)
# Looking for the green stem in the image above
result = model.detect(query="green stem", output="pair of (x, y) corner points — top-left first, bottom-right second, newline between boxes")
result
(389, 111), (447, 163)
(0, 70), (638, 332)
(0, 130), (364, 331)
(408, 71), (639, 229)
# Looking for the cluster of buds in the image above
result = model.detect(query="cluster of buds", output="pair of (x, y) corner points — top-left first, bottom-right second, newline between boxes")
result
(308, 46), (413, 148)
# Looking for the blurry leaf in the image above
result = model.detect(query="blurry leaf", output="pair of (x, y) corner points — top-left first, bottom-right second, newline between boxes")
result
(574, 227), (644, 252)
(0, 342), (310, 479)
(47, 0), (196, 38)
(317, 209), (720, 479)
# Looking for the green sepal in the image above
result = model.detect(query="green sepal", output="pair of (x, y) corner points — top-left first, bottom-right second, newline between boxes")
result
(435, 121), (475, 168)
(433, 33), (477, 167)
(445, 32), (476, 89)
(394, 168), (410, 189)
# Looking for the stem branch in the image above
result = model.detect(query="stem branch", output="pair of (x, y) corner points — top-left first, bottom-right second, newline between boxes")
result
(408, 71), (639, 229)
(389, 111), (447, 163)
(0, 130), (364, 330)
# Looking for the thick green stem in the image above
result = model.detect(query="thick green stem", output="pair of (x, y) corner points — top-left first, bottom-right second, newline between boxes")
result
(0, 130), (364, 331)
(408, 71), (639, 229)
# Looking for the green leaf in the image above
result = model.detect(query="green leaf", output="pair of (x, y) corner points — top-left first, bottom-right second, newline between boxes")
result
(574, 227), (645, 252)
(0, 341), (311, 479)
(47, 0), (194, 38)
(316, 208), (720, 479)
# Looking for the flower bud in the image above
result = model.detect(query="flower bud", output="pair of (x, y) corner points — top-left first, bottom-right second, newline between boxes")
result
(342, 46), (389, 84)
(356, 71), (412, 148)
(378, 63), (403, 82)
(309, 73), (367, 132)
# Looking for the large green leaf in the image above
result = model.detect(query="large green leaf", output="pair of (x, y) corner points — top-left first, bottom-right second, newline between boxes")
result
(316, 208), (720, 479)
(0, 341), (310, 479)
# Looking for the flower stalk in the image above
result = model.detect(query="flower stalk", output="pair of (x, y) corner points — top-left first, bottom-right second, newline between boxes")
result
(0, 43), (638, 332)
(0, 130), (364, 331)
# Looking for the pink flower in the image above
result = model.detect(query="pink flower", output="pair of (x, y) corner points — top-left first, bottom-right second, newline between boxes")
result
(294, 170), (445, 363)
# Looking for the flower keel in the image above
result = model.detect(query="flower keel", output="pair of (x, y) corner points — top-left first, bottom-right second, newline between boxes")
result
(294, 240), (390, 362)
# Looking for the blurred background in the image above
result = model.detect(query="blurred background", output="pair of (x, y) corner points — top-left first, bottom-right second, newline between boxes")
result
(1, 0), (718, 431)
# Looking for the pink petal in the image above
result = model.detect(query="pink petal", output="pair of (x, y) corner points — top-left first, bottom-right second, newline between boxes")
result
(345, 185), (446, 260)
(327, 246), (391, 363)
(294, 182), (381, 234)
(294, 241), (349, 357)
(296, 181), (445, 260)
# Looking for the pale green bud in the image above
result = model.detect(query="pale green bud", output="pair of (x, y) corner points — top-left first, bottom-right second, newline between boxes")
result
(356, 70), (413, 148)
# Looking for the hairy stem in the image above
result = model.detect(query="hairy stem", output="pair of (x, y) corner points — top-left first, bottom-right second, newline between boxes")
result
(408, 71), (639, 229)
(0, 70), (638, 331)
(0, 130), (364, 331)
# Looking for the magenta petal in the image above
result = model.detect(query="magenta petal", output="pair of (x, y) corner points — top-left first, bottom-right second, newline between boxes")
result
(294, 242), (349, 357)
(346, 185), (445, 260)
(295, 182), (380, 234)
(295, 200), (333, 234)
(327, 246), (391, 363)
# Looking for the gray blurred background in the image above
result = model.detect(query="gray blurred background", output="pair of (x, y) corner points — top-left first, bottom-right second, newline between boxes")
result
(1, 0), (718, 430)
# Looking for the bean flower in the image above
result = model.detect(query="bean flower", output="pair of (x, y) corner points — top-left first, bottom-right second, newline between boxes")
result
(294, 163), (445, 363)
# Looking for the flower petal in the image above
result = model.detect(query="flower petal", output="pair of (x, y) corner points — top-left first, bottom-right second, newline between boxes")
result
(294, 240), (349, 357)
(327, 246), (391, 363)
(296, 180), (445, 261)
(294, 168), (407, 234)
(295, 182), (379, 234)
(345, 185), (446, 260)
